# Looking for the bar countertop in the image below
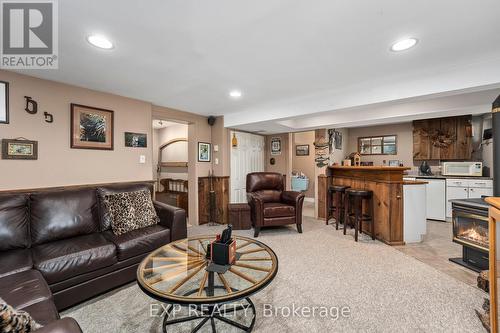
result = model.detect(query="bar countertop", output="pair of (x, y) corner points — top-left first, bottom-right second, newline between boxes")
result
(328, 166), (411, 171)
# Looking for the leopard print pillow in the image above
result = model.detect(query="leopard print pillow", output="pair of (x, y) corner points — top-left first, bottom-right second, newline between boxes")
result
(0, 298), (41, 333)
(103, 190), (159, 236)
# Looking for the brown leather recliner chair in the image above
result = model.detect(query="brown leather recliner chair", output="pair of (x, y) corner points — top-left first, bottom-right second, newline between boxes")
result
(246, 172), (305, 237)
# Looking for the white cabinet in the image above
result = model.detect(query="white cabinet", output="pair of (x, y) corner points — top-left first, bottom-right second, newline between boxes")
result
(445, 178), (493, 217)
(446, 186), (468, 217)
(425, 179), (446, 221)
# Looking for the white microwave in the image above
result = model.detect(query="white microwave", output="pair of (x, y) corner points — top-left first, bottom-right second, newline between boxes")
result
(441, 161), (483, 177)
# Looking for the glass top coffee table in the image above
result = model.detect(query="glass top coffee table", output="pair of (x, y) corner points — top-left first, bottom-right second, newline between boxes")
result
(137, 235), (278, 332)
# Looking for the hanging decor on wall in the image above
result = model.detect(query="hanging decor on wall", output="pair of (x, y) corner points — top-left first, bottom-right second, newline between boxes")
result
(1, 138), (38, 160)
(125, 132), (147, 148)
(44, 112), (54, 123)
(334, 130), (343, 150)
(70, 104), (114, 150)
(198, 142), (211, 162)
(295, 144), (309, 156)
(270, 137), (281, 155)
(231, 132), (238, 148)
(0, 81), (8, 124)
(24, 96), (38, 114)
(313, 137), (330, 167)
(328, 129), (334, 154)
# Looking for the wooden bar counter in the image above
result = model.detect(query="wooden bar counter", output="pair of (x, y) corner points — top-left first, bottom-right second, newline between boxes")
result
(324, 166), (411, 246)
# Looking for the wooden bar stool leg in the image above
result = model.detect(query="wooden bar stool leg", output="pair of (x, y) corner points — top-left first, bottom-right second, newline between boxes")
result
(370, 196), (375, 240)
(343, 194), (349, 235)
(335, 192), (341, 230)
(359, 199), (363, 235)
(326, 190), (331, 225)
(354, 197), (361, 242)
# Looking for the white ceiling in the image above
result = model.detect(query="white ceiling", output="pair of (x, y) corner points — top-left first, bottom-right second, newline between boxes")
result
(17, 0), (500, 133)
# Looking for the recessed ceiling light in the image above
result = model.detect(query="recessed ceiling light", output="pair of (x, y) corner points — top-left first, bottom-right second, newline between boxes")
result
(229, 90), (242, 98)
(87, 34), (114, 49)
(391, 38), (418, 52)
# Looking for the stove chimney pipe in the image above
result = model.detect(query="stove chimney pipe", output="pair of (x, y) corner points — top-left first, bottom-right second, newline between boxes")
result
(493, 94), (500, 196)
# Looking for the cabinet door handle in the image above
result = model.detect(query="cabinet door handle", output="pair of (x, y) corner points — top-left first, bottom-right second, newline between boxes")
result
(470, 188), (474, 192)
(464, 188), (468, 191)
(396, 195), (401, 199)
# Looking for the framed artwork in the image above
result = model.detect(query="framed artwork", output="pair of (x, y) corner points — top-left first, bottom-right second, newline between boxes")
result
(270, 137), (281, 155)
(198, 142), (211, 162)
(125, 132), (147, 148)
(2, 139), (38, 160)
(334, 130), (343, 150)
(71, 104), (114, 150)
(296, 144), (310, 156)
(0, 81), (9, 124)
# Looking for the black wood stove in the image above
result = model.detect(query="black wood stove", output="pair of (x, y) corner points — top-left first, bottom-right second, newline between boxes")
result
(450, 198), (489, 272)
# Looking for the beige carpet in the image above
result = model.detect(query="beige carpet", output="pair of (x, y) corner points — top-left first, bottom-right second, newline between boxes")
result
(63, 215), (486, 332)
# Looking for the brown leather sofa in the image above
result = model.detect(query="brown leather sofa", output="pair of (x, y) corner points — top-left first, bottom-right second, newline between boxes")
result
(246, 172), (305, 237)
(0, 182), (187, 332)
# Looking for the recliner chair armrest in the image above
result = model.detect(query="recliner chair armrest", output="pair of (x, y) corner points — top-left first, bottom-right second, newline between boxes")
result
(35, 318), (83, 333)
(153, 201), (187, 242)
(281, 191), (305, 206)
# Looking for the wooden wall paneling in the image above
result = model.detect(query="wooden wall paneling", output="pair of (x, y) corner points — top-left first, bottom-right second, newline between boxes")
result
(318, 175), (327, 220)
(439, 117), (457, 160)
(413, 120), (430, 160)
(456, 115), (472, 160)
(198, 176), (229, 225)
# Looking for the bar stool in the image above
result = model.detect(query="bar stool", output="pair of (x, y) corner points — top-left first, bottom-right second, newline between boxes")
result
(326, 185), (350, 230)
(344, 189), (375, 242)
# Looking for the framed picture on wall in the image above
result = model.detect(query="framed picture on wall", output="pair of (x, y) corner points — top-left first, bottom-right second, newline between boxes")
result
(70, 104), (114, 150)
(0, 81), (9, 124)
(125, 132), (147, 148)
(198, 142), (211, 162)
(270, 137), (281, 155)
(296, 144), (309, 156)
(2, 139), (38, 160)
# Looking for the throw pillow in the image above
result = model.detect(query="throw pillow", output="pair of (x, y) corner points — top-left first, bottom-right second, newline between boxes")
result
(0, 298), (41, 333)
(103, 190), (159, 236)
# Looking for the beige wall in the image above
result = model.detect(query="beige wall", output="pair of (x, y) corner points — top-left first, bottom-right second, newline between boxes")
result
(0, 70), (153, 190)
(264, 133), (291, 189)
(347, 122), (413, 167)
(211, 116), (230, 177)
(292, 131), (315, 198)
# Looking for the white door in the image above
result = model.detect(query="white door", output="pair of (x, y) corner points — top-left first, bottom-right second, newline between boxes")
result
(230, 131), (265, 203)
(446, 186), (469, 218)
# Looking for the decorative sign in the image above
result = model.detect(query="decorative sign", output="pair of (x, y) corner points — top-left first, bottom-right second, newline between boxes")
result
(2, 138), (38, 160)
(270, 137), (281, 155)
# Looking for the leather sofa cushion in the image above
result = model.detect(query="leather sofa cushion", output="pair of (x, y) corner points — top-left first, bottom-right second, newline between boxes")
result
(263, 216), (296, 226)
(0, 194), (29, 251)
(0, 270), (52, 310)
(32, 233), (117, 284)
(22, 298), (59, 326)
(30, 188), (100, 245)
(254, 190), (282, 203)
(103, 225), (170, 261)
(97, 183), (154, 231)
(263, 203), (295, 218)
(0, 248), (33, 278)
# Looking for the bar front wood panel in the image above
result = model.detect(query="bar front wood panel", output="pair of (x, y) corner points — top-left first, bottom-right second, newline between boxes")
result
(198, 176), (229, 225)
(326, 166), (409, 245)
(318, 175), (327, 219)
(486, 197), (500, 333)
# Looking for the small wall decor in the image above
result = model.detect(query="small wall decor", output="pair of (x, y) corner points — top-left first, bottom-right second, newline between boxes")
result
(313, 136), (330, 167)
(231, 132), (238, 148)
(334, 130), (343, 150)
(270, 137), (281, 155)
(24, 96), (38, 114)
(0, 81), (8, 124)
(296, 144), (309, 156)
(125, 132), (147, 148)
(328, 129), (334, 154)
(70, 104), (114, 150)
(270, 157), (276, 165)
(44, 112), (54, 123)
(198, 142), (211, 162)
(2, 138), (38, 160)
